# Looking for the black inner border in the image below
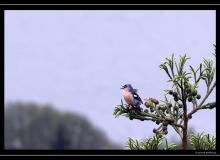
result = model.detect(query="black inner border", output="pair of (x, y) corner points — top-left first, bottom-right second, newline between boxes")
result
(0, 4), (218, 156)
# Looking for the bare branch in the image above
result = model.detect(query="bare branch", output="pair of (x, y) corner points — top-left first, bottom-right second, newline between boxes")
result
(172, 123), (184, 129)
(198, 81), (216, 108)
(172, 125), (183, 139)
(188, 102), (216, 118)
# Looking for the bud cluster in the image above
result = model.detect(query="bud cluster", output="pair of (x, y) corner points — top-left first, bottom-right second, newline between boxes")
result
(184, 82), (201, 102)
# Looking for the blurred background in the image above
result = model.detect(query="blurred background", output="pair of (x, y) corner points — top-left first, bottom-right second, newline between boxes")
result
(4, 10), (216, 149)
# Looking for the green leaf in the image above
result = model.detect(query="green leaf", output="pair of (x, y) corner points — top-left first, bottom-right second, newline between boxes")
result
(189, 65), (195, 73)
(164, 138), (176, 150)
(126, 136), (164, 150)
(175, 61), (180, 75)
(189, 132), (216, 150)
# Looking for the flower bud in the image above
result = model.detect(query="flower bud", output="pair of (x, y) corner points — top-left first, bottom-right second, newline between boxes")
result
(162, 121), (168, 126)
(162, 126), (167, 131)
(168, 103), (172, 108)
(144, 102), (150, 108)
(192, 90), (198, 96)
(196, 94), (201, 99)
(150, 108), (154, 112)
(144, 109), (149, 113)
(162, 107), (167, 112)
(184, 84), (189, 89)
(150, 98), (159, 105)
(168, 90), (173, 95)
(178, 104), (183, 108)
(188, 96), (193, 102)
(129, 117), (133, 120)
(166, 118), (174, 124)
(174, 96), (179, 102)
(158, 134), (163, 138)
(172, 92), (178, 97)
(186, 88), (191, 94)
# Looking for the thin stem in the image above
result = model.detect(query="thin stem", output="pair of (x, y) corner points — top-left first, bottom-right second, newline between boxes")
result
(140, 112), (161, 120)
(172, 123), (184, 129)
(130, 114), (154, 121)
(165, 138), (168, 149)
(188, 102), (216, 118)
(172, 125), (183, 139)
(129, 111), (163, 122)
(156, 110), (166, 119)
(156, 124), (163, 131)
(170, 64), (182, 98)
(198, 81), (216, 108)
(192, 97), (198, 109)
(179, 119), (184, 125)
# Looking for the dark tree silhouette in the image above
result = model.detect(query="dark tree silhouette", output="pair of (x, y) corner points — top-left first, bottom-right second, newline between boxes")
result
(5, 101), (121, 149)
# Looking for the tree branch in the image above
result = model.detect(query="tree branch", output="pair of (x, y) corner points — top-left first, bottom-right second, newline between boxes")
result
(187, 102), (216, 118)
(124, 110), (185, 130)
(198, 81), (216, 108)
(172, 123), (184, 129)
(172, 125), (183, 139)
(136, 116), (154, 121)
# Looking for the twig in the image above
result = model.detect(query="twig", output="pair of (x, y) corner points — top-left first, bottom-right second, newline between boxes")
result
(198, 81), (216, 108)
(156, 124), (163, 131)
(179, 119), (184, 125)
(130, 114), (154, 121)
(188, 102), (216, 118)
(172, 123), (184, 129)
(172, 125), (183, 139)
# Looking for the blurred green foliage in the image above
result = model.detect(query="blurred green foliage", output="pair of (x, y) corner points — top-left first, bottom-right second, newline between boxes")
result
(127, 136), (166, 150)
(126, 128), (216, 150)
(5, 101), (121, 149)
(189, 132), (216, 150)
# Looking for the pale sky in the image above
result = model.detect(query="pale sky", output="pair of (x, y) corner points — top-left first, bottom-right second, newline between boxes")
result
(5, 10), (216, 146)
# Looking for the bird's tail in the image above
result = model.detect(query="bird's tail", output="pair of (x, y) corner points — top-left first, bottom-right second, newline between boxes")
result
(136, 105), (142, 112)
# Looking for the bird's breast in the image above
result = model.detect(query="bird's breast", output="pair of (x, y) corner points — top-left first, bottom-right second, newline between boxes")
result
(123, 90), (134, 105)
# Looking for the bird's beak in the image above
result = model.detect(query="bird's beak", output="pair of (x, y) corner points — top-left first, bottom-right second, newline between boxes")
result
(120, 85), (124, 89)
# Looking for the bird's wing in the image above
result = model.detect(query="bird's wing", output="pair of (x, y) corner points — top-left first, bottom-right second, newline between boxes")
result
(133, 89), (138, 93)
(133, 92), (143, 104)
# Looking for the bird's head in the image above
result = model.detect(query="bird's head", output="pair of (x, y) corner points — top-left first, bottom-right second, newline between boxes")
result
(120, 84), (133, 90)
